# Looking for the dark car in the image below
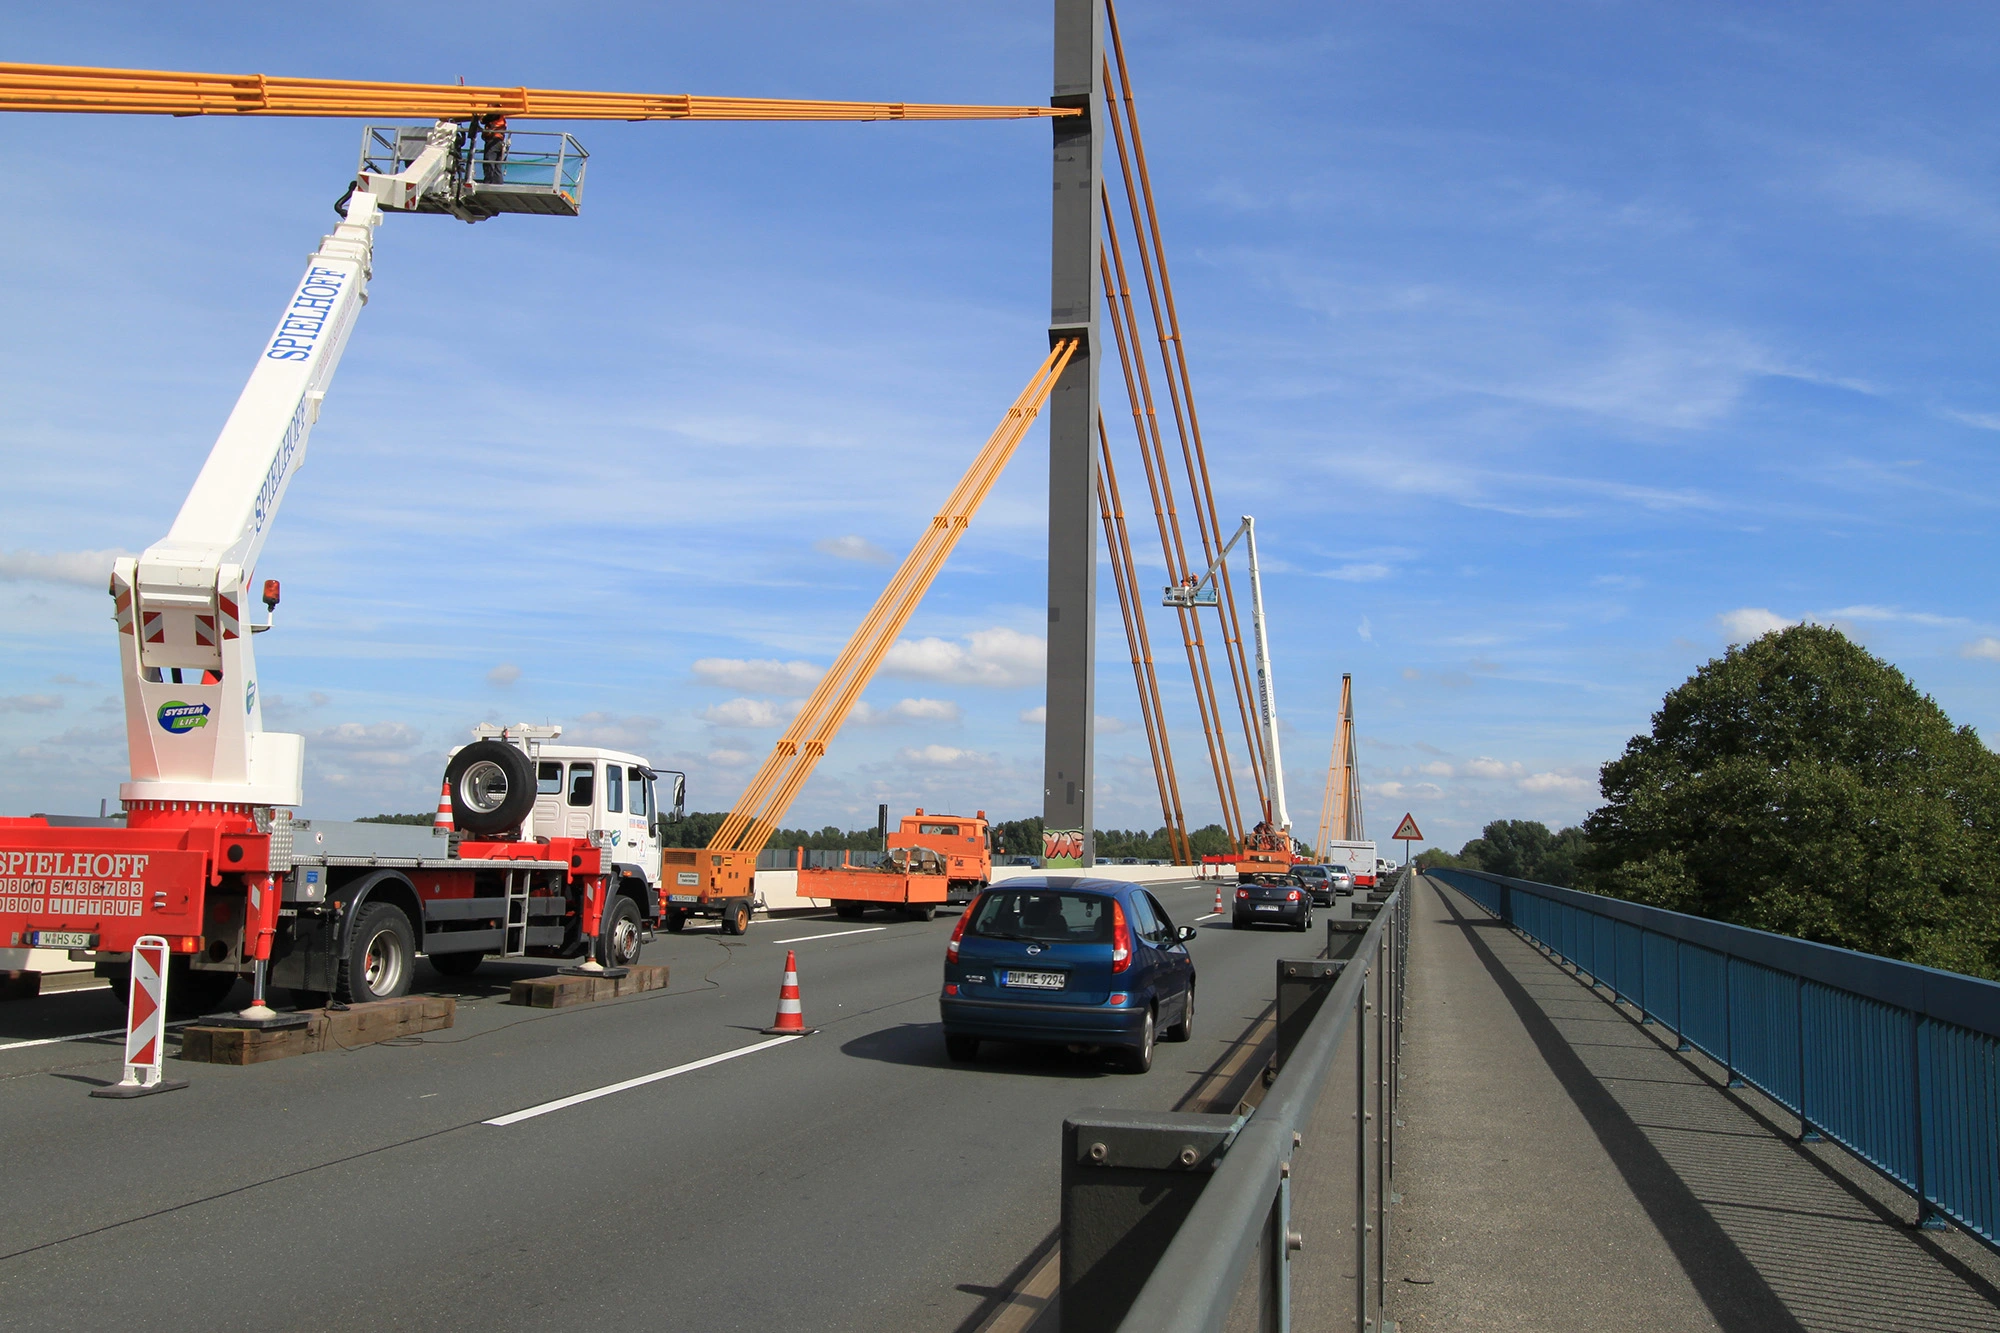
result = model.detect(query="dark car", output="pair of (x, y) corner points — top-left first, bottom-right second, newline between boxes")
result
(1006, 855), (1039, 866)
(940, 877), (1196, 1073)
(1233, 876), (1313, 931)
(1294, 864), (1334, 906)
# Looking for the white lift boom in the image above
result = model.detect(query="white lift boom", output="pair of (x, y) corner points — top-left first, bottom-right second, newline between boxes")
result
(112, 123), (534, 808)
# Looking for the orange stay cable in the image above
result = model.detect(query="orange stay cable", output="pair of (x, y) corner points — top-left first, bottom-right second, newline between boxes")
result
(0, 62), (1075, 122)
(1095, 413), (1190, 865)
(1097, 49), (1271, 828)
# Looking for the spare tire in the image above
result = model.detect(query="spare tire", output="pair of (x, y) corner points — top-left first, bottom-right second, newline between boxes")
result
(445, 740), (536, 836)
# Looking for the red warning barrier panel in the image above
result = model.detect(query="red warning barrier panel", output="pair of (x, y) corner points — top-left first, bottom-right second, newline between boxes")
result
(91, 934), (188, 1099)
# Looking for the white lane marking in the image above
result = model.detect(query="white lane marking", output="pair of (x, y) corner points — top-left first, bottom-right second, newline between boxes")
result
(0, 1019), (195, 1053)
(1196, 913), (1222, 923)
(770, 926), (888, 945)
(484, 1034), (803, 1126)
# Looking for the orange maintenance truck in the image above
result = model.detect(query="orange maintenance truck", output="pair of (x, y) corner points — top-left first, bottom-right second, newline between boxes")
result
(799, 809), (992, 921)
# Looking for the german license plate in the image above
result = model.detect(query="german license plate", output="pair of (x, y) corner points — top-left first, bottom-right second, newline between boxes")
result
(668, 894), (700, 904)
(1001, 970), (1065, 990)
(1255, 905), (1280, 912)
(30, 930), (96, 948)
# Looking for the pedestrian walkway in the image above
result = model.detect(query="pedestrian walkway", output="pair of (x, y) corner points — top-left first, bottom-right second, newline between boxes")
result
(1388, 875), (2000, 1332)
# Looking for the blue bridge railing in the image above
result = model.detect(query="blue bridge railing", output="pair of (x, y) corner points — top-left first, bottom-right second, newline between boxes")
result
(1427, 868), (2000, 1252)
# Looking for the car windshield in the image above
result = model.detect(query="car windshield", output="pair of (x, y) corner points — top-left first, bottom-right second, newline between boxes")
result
(969, 889), (1115, 944)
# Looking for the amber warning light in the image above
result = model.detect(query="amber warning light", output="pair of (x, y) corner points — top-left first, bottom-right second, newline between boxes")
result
(261, 579), (281, 611)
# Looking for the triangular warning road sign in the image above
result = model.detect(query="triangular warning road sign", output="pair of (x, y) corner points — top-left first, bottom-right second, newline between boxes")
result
(1392, 813), (1423, 841)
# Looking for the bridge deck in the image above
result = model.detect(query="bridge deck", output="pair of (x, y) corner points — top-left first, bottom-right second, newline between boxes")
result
(1385, 875), (2000, 1333)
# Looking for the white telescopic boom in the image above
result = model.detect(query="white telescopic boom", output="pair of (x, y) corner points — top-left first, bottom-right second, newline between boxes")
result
(113, 126), (457, 808)
(1242, 516), (1290, 833)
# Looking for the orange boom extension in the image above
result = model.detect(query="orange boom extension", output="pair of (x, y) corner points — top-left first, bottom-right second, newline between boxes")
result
(0, 62), (1076, 122)
(665, 343), (1078, 908)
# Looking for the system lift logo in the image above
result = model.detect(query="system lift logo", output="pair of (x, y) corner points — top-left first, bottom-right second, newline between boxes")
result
(156, 700), (211, 734)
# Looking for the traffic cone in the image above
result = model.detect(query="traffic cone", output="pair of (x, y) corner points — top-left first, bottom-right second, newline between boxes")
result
(433, 779), (454, 831)
(762, 950), (817, 1036)
(1214, 885), (1224, 915)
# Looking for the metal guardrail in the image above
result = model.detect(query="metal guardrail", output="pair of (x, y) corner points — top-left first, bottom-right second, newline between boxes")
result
(1428, 867), (2000, 1252)
(1059, 872), (1411, 1332)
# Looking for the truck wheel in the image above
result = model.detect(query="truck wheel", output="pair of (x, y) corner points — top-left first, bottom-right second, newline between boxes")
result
(719, 900), (751, 936)
(444, 740), (536, 837)
(340, 903), (416, 1002)
(905, 903), (936, 923)
(834, 901), (865, 920)
(429, 951), (484, 978)
(598, 896), (644, 968)
(664, 910), (687, 933)
(945, 1034), (979, 1063)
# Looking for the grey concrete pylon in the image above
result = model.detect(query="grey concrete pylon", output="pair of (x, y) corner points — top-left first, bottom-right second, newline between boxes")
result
(1042, 0), (1105, 867)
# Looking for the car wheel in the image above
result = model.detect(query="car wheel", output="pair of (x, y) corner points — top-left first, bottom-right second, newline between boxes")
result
(1165, 986), (1194, 1042)
(719, 900), (751, 936)
(1295, 908), (1311, 932)
(1121, 1006), (1156, 1073)
(945, 1033), (980, 1063)
(906, 903), (936, 923)
(663, 910), (687, 933)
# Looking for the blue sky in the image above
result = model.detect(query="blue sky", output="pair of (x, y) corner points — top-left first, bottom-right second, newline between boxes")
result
(2, 3), (1995, 854)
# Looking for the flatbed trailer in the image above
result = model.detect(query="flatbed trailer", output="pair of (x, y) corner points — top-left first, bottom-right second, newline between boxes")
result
(799, 848), (951, 923)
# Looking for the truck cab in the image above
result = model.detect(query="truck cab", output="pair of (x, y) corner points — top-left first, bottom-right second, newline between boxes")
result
(888, 808), (993, 902)
(524, 744), (666, 889)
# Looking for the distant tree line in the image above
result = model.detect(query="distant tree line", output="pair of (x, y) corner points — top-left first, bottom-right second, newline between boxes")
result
(1420, 626), (2000, 981)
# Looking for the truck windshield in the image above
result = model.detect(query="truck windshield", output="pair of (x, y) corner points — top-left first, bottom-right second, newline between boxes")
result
(969, 889), (1114, 944)
(918, 823), (959, 836)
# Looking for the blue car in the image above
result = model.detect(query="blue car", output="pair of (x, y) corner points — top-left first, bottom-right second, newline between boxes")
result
(939, 877), (1196, 1073)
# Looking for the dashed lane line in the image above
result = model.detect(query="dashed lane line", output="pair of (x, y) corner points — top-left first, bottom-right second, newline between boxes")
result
(483, 1034), (803, 1126)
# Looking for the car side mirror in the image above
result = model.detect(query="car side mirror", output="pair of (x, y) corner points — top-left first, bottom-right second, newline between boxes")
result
(1177, 924), (1197, 942)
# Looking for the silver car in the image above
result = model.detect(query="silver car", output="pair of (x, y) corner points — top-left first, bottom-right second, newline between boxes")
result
(1324, 864), (1356, 896)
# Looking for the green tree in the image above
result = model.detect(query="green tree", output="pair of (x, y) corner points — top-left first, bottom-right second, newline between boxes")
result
(1415, 846), (1465, 871)
(1457, 819), (1588, 887)
(1187, 824), (1235, 859)
(358, 813), (435, 826)
(1581, 625), (2000, 979)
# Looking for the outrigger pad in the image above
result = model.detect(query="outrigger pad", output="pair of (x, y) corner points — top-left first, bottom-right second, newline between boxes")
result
(202, 1012), (311, 1031)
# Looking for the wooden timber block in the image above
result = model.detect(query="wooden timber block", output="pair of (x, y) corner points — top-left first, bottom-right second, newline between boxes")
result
(509, 963), (671, 1009)
(177, 994), (456, 1066)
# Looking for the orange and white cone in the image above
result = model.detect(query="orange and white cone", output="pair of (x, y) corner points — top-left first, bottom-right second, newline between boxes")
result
(1214, 885), (1224, 915)
(762, 949), (816, 1036)
(433, 779), (454, 831)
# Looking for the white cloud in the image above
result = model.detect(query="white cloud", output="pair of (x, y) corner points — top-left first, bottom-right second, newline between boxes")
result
(1418, 761), (1453, 777)
(313, 721), (422, 751)
(692, 658), (824, 696)
(1962, 638), (2000, 662)
(1520, 771), (1593, 796)
(1323, 563), (1391, 582)
(1400, 667), (1421, 681)
(813, 534), (893, 565)
(1019, 705), (1047, 725)
(700, 697), (798, 729)
(1717, 607), (1793, 642)
(883, 627), (1044, 688)
(706, 748), (753, 767)
(1463, 757), (1525, 779)
(896, 743), (996, 769)
(1816, 605), (1966, 628)
(0, 548), (130, 587)
(851, 697), (961, 725)
(563, 712), (664, 751)
(1095, 714), (1128, 734)
(0, 694), (62, 714)
(1357, 616), (1374, 642)
(487, 662), (521, 687)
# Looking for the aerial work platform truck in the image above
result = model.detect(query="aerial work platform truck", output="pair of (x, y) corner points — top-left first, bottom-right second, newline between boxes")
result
(0, 122), (724, 1018)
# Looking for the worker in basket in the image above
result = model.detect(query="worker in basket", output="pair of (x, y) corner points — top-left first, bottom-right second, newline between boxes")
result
(480, 113), (509, 184)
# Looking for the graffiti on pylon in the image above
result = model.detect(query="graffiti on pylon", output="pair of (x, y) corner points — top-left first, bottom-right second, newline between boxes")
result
(1042, 827), (1085, 868)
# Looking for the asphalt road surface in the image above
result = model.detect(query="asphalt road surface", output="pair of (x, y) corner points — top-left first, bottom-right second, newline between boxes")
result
(0, 878), (1353, 1331)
